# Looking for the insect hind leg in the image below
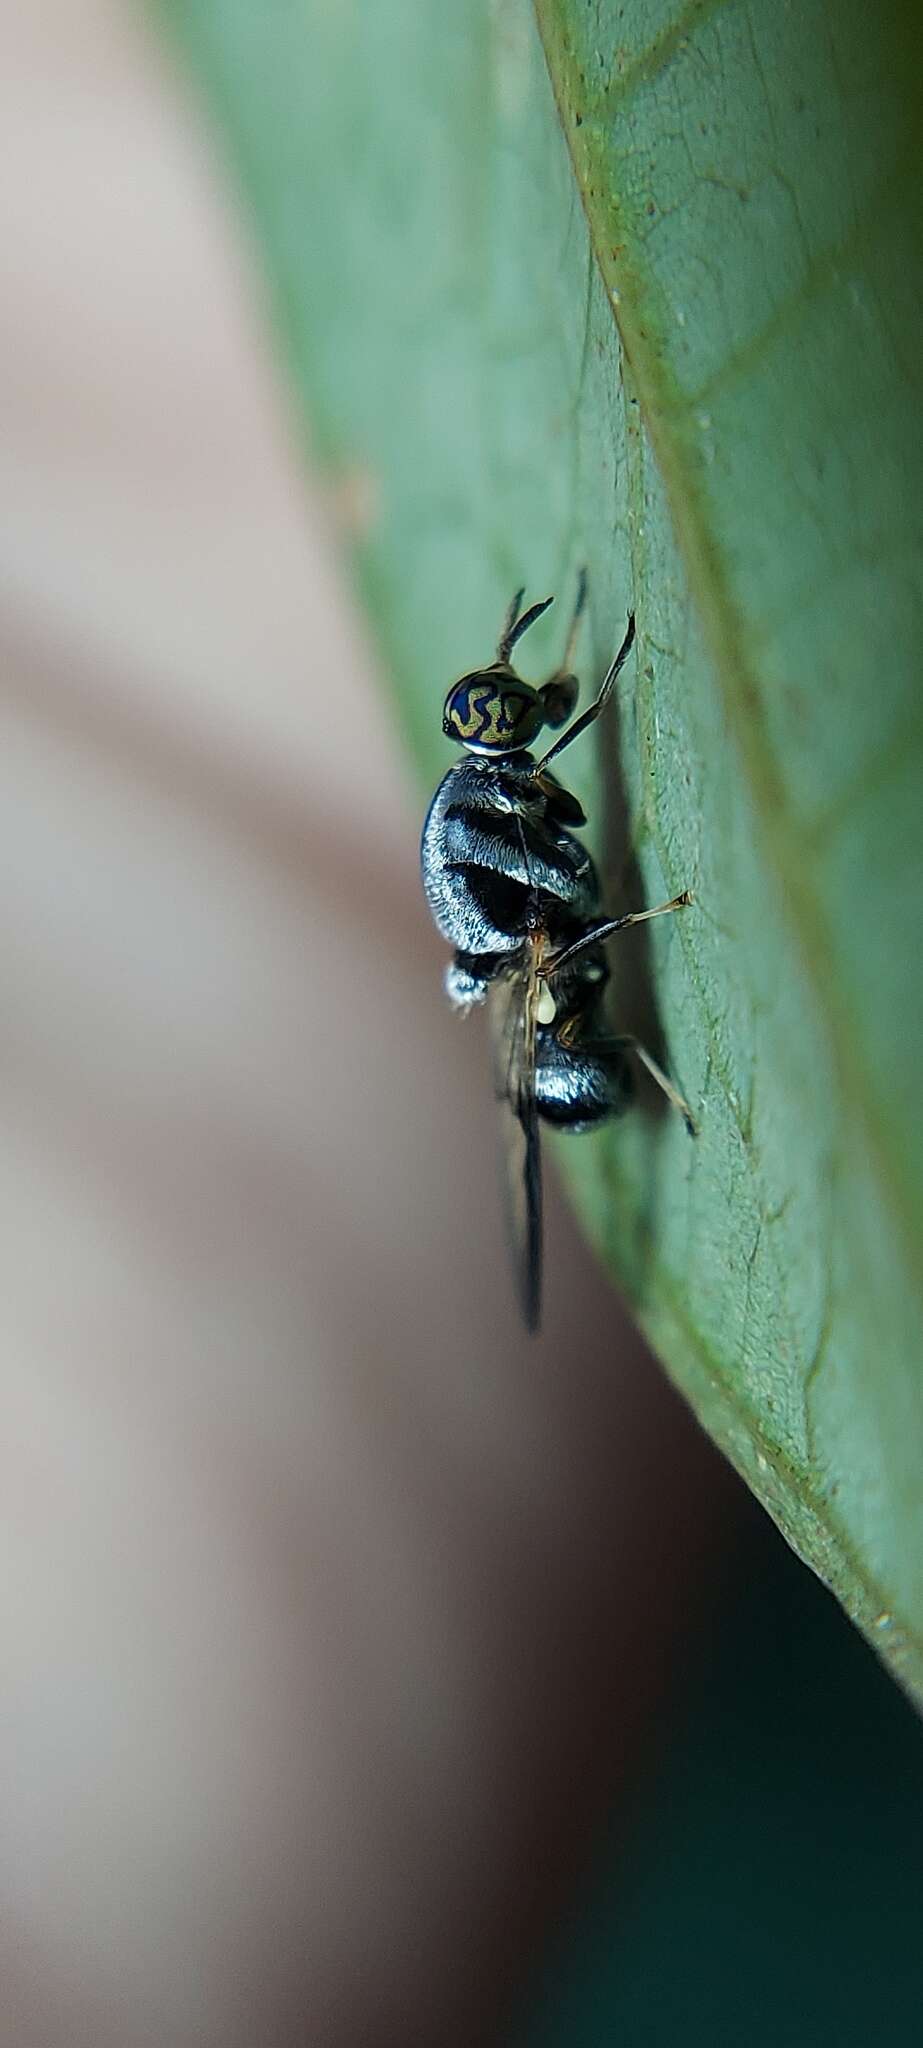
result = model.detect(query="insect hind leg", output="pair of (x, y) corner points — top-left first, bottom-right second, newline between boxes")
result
(614, 1035), (698, 1135)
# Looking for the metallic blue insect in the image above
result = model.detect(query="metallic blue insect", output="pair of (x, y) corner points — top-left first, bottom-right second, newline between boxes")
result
(421, 577), (694, 1329)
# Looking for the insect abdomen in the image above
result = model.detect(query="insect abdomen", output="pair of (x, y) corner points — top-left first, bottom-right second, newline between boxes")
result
(534, 1033), (633, 1130)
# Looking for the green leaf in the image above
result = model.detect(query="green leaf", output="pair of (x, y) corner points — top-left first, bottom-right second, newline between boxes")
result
(158, 0), (923, 1700)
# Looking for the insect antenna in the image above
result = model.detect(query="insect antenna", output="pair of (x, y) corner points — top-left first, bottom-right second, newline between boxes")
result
(497, 590), (554, 666)
(557, 565), (587, 677)
(538, 569), (587, 729)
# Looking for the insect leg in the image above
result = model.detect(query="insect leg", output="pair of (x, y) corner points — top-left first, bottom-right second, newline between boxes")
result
(613, 1036), (698, 1136)
(531, 611), (635, 775)
(543, 891), (696, 1134)
(545, 891), (692, 976)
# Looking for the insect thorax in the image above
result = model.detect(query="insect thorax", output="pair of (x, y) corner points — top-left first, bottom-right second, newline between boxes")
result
(420, 754), (599, 957)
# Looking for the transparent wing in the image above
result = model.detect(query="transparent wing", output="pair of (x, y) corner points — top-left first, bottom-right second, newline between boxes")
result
(487, 934), (544, 1332)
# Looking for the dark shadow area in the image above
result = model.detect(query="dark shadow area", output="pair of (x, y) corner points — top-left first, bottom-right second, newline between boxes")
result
(511, 1493), (923, 2047)
(595, 638), (677, 1124)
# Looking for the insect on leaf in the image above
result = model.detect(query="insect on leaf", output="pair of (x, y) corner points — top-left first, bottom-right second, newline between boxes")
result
(158, 0), (923, 1704)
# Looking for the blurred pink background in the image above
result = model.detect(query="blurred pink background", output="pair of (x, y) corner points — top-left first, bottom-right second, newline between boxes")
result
(0, 6), (728, 2042)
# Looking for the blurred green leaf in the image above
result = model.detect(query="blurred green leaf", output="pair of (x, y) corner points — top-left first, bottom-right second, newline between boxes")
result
(158, 0), (923, 1700)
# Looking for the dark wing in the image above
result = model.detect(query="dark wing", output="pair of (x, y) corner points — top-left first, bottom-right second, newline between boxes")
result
(487, 935), (543, 1332)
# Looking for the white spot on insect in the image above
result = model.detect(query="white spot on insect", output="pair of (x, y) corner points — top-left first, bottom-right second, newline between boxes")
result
(537, 985), (557, 1026)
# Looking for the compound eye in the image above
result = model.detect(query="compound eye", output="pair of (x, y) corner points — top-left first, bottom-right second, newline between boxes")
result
(442, 671), (543, 752)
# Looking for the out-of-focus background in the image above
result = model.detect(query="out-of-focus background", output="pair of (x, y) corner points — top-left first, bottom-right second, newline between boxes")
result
(1, 7), (922, 2047)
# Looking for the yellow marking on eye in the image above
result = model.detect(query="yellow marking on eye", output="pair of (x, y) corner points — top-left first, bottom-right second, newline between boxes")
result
(450, 684), (493, 739)
(450, 684), (520, 746)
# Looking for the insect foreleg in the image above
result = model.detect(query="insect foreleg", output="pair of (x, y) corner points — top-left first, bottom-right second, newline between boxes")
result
(532, 611), (636, 776)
